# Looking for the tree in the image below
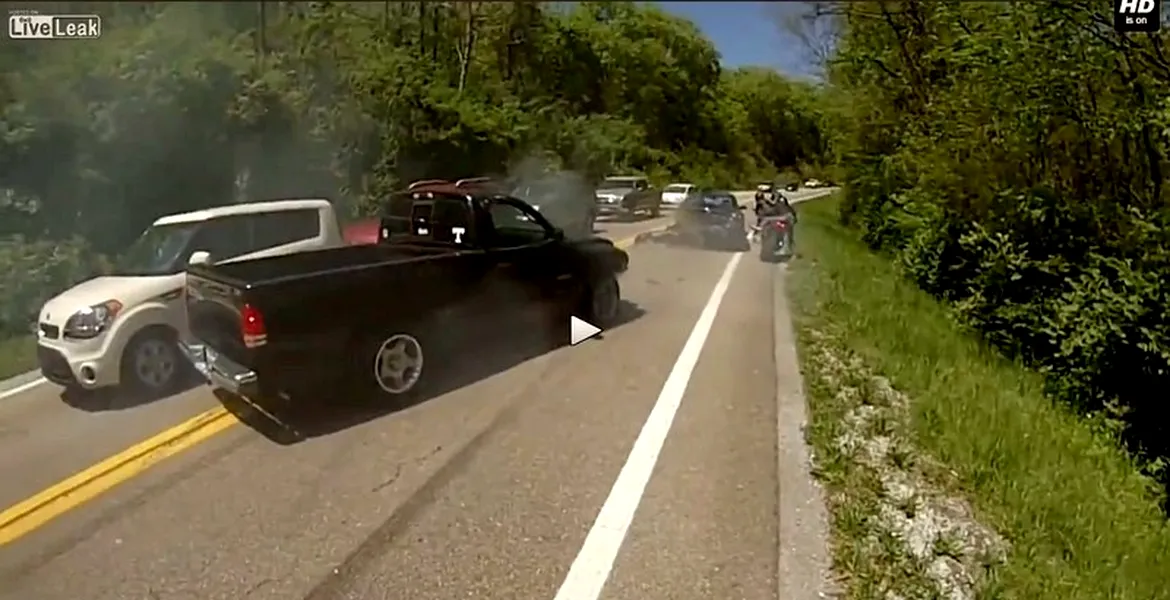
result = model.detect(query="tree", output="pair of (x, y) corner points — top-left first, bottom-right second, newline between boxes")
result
(825, 0), (1170, 495)
(0, 1), (826, 340)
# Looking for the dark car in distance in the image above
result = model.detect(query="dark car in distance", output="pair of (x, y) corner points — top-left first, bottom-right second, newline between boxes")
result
(595, 175), (660, 220)
(673, 189), (750, 251)
(183, 183), (630, 407)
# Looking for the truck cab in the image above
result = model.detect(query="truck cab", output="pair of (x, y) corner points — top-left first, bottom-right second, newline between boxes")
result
(36, 199), (343, 394)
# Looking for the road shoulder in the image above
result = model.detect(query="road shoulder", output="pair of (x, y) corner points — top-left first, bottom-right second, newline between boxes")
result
(772, 262), (836, 600)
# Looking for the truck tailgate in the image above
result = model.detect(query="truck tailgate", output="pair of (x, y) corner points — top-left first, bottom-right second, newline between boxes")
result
(185, 270), (251, 368)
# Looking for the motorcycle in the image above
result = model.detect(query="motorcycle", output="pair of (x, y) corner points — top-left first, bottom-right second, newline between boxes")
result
(757, 215), (793, 263)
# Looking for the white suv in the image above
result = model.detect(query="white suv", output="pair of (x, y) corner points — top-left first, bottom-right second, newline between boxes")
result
(661, 183), (695, 206)
(35, 199), (343, 394)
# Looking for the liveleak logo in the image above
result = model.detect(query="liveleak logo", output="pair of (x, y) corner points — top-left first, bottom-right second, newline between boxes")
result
(8, 13), (101, 40)
(1115, 0), (1162, 33)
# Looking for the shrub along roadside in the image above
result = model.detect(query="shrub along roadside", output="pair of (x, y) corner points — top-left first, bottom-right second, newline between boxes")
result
(787, 196), (1170, 599)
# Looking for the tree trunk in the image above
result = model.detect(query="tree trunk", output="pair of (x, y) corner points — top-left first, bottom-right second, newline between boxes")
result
(418, 1), (425, 56)
(432, 3), (441, 63)
(257, 1), (267, 62)
(457, 3), (479, 93)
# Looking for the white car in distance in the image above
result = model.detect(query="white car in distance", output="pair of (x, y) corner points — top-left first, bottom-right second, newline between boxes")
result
(661, 183), (695, 206)
(35, 199), (345, 395)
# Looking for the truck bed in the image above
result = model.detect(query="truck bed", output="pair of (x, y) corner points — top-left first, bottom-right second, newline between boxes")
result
(191, 242), (460, 288)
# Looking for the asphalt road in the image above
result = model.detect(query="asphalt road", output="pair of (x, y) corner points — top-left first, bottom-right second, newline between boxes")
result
(0, 188), (834, 600)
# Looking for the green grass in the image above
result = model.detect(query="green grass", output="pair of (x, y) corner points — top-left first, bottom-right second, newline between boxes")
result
(0, 334), (36, 381)
(788, 195), (1170, 599)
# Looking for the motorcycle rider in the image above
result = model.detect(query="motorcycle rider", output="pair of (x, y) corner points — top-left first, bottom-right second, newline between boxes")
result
(754, 182), (775, 207)
(754, 189), (797, 250)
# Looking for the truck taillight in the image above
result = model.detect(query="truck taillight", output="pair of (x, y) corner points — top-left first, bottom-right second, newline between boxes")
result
(241, 303), (268, 348)
(771, 219), (789, 232)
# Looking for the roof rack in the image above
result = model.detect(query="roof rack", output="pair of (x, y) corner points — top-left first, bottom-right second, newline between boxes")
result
(407, 179), (449, 190)
(454, 177), (494, 187)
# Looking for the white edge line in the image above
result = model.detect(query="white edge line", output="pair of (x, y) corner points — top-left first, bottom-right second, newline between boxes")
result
(552, 251), (744, 600)
(0, 376), (49, 401)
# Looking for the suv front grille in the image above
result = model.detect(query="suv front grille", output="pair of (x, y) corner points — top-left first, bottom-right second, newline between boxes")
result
(39, 323), (60, 340)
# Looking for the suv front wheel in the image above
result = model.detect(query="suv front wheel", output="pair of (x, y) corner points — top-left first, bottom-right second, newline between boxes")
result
(121, 327), (184, 395)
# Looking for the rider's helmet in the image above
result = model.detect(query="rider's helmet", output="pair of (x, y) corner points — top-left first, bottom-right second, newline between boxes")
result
(755, 182), (774, 202)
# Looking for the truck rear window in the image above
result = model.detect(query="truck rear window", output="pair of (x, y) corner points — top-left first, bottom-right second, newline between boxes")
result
(384, 195), (471, 244)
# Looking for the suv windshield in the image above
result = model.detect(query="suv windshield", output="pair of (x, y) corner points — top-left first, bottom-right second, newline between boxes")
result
(701, 193), (736, 212)
(602, 178), (638, 188)
(110, 223), (201, 276)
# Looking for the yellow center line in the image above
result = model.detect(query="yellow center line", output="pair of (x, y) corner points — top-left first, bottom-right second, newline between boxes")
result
(0, 406), (239, 547)
(0, 226), (665, 548)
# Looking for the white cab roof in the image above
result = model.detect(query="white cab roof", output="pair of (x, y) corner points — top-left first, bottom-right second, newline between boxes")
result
(152, 198), (332, 226)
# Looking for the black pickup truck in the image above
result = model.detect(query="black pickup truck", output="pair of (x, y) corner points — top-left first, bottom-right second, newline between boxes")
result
(184, 185), (629, 404)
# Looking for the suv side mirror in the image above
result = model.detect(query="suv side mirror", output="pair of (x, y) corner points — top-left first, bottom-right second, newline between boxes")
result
(188, 251), (212, 267)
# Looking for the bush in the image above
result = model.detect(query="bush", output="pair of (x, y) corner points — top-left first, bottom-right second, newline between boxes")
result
(0, 235), (103, 336)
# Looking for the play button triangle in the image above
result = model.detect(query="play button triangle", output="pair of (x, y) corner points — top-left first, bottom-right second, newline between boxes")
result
(570, 316), (602, 346)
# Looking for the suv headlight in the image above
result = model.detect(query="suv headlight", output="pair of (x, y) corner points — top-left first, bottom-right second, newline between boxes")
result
(63, 299), (123, 339)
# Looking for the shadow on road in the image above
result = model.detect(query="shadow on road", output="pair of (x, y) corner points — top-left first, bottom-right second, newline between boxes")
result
(760, 252), (796, 265)
(596, 209), (670, 225)
(649, 227), (750, 253)
(59, 367), (204, 412)
(220, 300), (647, 446)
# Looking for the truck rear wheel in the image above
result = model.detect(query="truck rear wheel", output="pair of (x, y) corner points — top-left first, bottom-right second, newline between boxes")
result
(353, 329), (430, 403)
(583, 274), (622, 328)
(374, 333), (425, 394)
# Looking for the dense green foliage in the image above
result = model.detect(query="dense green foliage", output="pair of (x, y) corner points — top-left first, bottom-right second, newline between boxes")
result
(0, 1), (831, 343)
(828, 0), (1170, 471)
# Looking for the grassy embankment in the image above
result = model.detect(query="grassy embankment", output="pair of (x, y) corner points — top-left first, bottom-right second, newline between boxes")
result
(787, 194), (1170, 599)
(0, 336), (34, 381)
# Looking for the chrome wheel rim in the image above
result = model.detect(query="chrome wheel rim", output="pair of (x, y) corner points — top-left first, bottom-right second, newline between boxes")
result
(374, 334), (424, 394)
